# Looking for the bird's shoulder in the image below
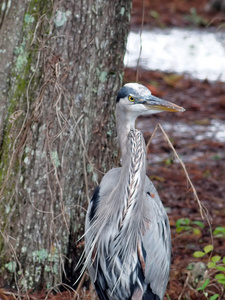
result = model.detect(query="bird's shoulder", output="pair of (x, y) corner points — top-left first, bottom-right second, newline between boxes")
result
(99, 167), (122, 197)
(87, 168), (122, 224)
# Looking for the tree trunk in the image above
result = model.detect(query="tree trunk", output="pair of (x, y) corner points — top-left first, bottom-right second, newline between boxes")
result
(0, 0), (132, 291)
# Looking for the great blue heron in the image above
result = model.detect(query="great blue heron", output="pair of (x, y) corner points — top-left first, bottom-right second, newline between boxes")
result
(84, 83), (185, 300)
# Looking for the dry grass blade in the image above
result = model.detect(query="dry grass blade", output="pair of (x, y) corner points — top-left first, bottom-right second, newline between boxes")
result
(146, 123), (214, 253)
(135, 0), (145, 82)
(73, 272), (87, 299)
(146, 123), (211, 222)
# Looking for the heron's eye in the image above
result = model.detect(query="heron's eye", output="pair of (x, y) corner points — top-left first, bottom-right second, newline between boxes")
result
(128, 96), (135, 102)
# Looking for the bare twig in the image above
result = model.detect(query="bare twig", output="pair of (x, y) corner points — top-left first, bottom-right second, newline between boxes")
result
(146, 123), (209, 220)
(146, 123), (213, 246)
(135, 0), (145, 82)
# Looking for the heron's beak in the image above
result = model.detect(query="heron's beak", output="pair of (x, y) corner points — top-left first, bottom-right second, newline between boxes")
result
(143, 95), (185, 112)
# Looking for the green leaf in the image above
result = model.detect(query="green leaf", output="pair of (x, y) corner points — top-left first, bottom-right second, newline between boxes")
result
(176, 218), (191, 228)
(223, 256), (225, 264)
(193, 251), (205, 258)
(165, 158), (173, 166)
(214, 273), (225, 280)
(193, 228), (201, 235)
(183, 226), (192, 231)
(176, 227), (184, 233)
(150, 10), (160, 19)
(211, 255), (221, 263)
(210, 294), (219, 300)
(204, 244), (213, 253)
(207, 261), (216, 268)
(213, 227), (225, 237)
(192, 221), (204, 229)
(197, 278), (209, 291)
(176, 225), (192, 233)
(215, 266), (225, 271)
(217, 279), (225, 285)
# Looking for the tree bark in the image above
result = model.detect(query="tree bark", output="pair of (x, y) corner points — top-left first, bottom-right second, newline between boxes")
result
(0, 0), (132, 291)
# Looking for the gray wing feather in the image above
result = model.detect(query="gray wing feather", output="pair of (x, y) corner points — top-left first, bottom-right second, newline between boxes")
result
(142, 176), (171, 299)
(85, 168), (122, 280)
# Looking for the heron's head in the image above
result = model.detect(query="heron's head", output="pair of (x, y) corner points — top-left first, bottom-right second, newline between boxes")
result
(116, 83), (185, 117)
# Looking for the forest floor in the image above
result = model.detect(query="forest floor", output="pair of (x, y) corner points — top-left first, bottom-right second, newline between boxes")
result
(1, 0), (225, 299)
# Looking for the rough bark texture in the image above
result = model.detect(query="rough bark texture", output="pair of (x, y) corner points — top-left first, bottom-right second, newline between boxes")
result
(0, 0), (132, 290)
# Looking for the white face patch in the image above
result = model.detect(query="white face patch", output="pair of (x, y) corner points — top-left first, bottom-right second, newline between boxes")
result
(119, 97), (147, 110)
(117, 98), (157, 117)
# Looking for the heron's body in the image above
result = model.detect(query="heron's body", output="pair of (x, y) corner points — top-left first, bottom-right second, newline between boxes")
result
(84, 83), (184, 300)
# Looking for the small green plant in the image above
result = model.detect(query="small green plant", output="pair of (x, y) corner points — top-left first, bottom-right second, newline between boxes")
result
(211, 154), (222, 161)
(149, 10), (160, 19)
(193, 245), (225, 299)
(165, 157), (173, 166)
(176, 218), (204, 235)
(213, 227), (225, 238)
(184, 8), (208, 26)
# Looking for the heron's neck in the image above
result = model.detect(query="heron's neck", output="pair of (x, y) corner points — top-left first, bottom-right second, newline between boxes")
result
(117, 128), (146, 228)
(116, 106), (136, 161)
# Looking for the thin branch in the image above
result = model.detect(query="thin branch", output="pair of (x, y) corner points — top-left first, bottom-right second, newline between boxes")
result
(146, 123), (213, 246)
(136, 0), (145, 82)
